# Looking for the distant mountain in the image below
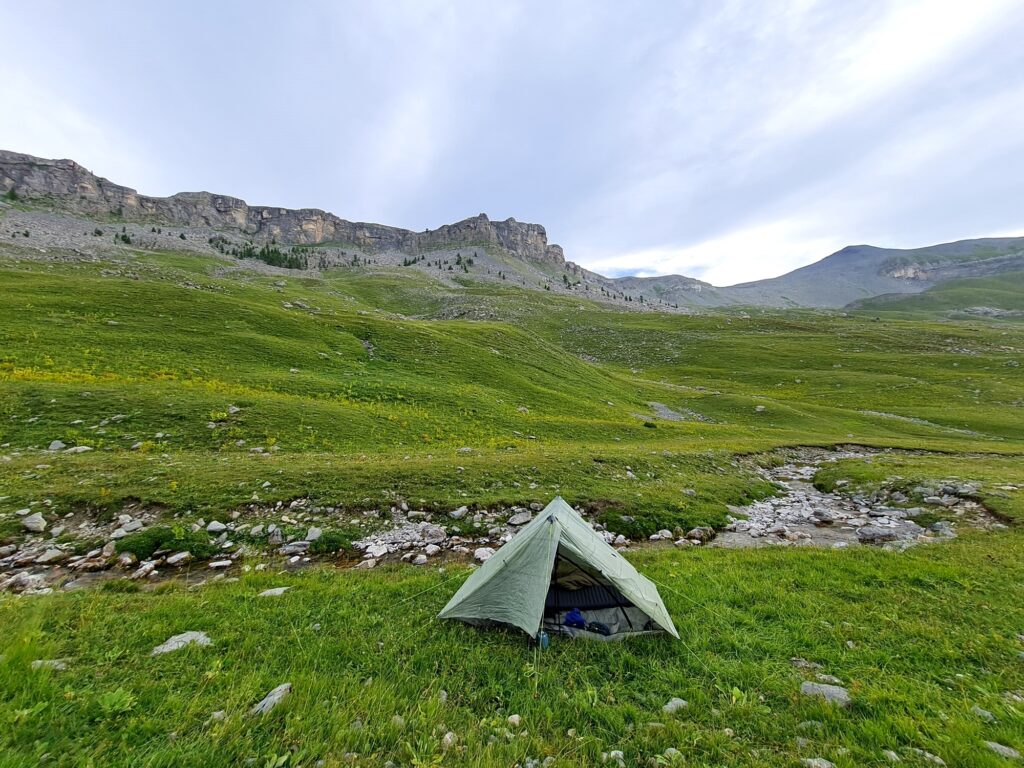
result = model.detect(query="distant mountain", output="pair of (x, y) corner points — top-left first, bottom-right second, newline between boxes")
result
(2, 149), (1022, 310)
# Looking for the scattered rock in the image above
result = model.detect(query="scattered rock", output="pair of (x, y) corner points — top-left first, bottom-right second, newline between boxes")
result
(34, 548), (67, 564)
(791, 658), (822, 671)
(474, 547), (495, 563)
(249, 683), (291, 715)
(64, 445), (93, 454)
(166, 551), (192, 566)
(47, 440), (66, 451)
(31, 659), (68, 671)
(259, 587), (291, 597)
(799, 681), (851, 706)
(801, 760), (835, 768)
(412, 554), (428, 565)
(686, 526), (715, 542)
(907, 748), (946, 766)
(508, 511), (533, 526)
(508, 714), (522, 727)
(306, 526), (322, 542)
(22, 512), (46, 532)
(151, 631), (212, 655)
(662, 697), (688, 714)
(209, 560), (232, 569)
(984, 742), (1020, 760)
(441, 731), (457, 750)
(449, 506), (469, 519)
(971, 704), (996, 722)
(206, 520), (227, 533)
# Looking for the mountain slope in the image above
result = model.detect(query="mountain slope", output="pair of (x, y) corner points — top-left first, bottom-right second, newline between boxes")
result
(3, 149), (1023, 309)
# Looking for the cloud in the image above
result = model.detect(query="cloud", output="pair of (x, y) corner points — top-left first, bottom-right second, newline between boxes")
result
(1, 0), (1022, 281)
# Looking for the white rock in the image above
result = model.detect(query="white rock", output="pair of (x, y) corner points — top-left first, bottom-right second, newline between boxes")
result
(47, 440), (66, 451)
(424, 544), (441, 556)
(662, 697), (688, 714)
(206, 521), (227, 533)
(151, 631), (212, 655)
(474, 547), (496, 562)
(412, 554), (428, 565)
(259, 587), (291, 597)
(209, 560), (232, 569)
(249, 683), (291, 715)
(508, 714), (522, 727)
(166, 551), (192, 566)
(985, 742), (1020, 760)
(31, 659), (68, 671)
(22, 512), (47, 532)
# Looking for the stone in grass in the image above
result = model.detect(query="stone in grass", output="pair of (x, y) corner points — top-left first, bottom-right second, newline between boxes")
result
(474, 547), (495, 563)
(882, 750), (900, 763)
(22, 512), (47, 533)
(970, 704), (995, 722)
(508, 714), (522, 727)
(31, 659), (68, 671)
(985, 742), (1021, 760)
(151, 631), (213, 656)
(801, 760), (835, 768)
(258, 587), (291, 597)
(441, 731), (457, 750)
(662, 697), (688, 714)
(800, 681), (851, 707)
(249, 682), (291, 715)
(907, 748), (946, 766)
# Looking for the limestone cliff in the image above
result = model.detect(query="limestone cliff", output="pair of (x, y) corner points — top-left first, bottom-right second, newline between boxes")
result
(0, 150), (565, 265)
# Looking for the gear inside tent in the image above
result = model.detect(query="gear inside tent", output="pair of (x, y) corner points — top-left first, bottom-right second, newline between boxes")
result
(438, 497), (678, 640)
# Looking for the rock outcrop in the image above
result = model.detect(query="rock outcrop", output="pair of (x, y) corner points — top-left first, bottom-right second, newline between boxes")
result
(0, 150), (565, 265)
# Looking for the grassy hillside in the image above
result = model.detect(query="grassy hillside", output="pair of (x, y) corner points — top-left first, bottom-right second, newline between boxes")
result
(851, 272), (1024, 317)
(2, 247), (1024, 766)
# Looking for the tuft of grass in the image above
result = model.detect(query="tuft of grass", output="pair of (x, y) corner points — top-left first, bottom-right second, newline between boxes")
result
(115, 526), (217, 560)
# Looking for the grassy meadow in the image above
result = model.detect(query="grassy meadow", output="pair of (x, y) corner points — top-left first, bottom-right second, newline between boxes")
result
(1, 248), (1023, 766)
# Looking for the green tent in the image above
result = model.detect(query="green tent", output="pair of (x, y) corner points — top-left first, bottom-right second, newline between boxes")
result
(438, 497), (679, 640)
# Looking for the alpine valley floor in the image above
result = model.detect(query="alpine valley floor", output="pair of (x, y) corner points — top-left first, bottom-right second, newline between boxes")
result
(1, 247), (1023, 767)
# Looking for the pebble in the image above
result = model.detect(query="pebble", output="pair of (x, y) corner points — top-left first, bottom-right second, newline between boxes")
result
(801, 760), (835, 768)
(508, 714), (522, 727)
(209, 560), (233, 569)
(206, 521), (227, 533)
(474, 547), (495, 563)
(441, 731), (457, 750)
(151, 631), (212, 655)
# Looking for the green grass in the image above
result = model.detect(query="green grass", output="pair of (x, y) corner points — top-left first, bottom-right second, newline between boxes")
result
(2, 531), (1022, 767)
(852, 272), (1024, 317)
(1, 247), (1024, 766)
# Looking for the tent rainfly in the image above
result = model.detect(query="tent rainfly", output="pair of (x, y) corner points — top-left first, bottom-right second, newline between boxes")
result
(438, 497), (679, 640)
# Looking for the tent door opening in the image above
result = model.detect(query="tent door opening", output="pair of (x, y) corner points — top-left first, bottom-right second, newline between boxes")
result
(542, 548), (660, 640)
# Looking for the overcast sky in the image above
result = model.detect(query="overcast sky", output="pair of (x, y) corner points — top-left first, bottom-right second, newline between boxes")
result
(3, 1), (1023, 285)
